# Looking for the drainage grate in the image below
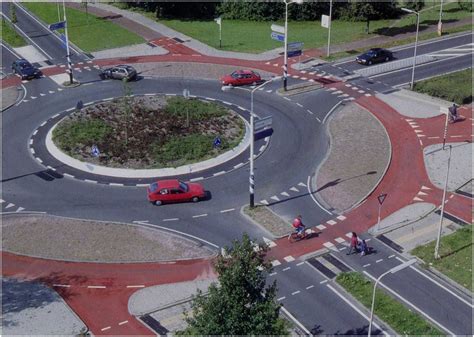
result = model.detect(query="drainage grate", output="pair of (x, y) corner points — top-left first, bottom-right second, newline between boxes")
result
(307, 258), (336, 279)
(323, 254), (351, 272)
(434, 210), (469, 226)
(173, 37), (185, 43)
(140, 315), (169, 335)
(377, 235), (403, 253)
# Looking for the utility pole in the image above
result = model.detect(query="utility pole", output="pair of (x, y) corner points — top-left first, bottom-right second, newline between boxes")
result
(62, 0), (74, 85)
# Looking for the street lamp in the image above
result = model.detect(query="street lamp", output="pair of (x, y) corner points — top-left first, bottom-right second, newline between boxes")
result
(283, 0), (303, 91)
(368, 259), (417, 337)
(438, 0), (444, 36)
(62, 0), (74, 85)
(401, 7), (420, 90)
(434, 145), (452, 259)
(222, 76), (282, 207)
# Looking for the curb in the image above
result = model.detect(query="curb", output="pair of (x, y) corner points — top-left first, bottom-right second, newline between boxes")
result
(2, 213), (218, 263)
(239, 205), (281, 240)
(1, 85), (24, 112)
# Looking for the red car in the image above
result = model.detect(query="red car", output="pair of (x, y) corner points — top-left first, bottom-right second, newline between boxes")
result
(221, 70), (262, 86)
(147, 179), (206, 206)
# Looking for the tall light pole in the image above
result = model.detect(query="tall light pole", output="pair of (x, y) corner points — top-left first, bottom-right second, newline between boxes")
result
(434, 145), (452, 259)
(62, 0), (74, 85)
(368, 259), (417, 337)
(327, 0), (333, 57)
(401, 8), (419, 90)
(438, 0), (444, 36)
(222, 76), (281, 207)
(283, 0), (303, 91)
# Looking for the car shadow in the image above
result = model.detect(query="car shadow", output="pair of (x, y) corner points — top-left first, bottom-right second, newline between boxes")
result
(202, 190), (212, 201)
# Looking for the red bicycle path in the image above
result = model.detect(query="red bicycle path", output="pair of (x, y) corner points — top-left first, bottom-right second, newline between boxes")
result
(2, 48), (472, 334)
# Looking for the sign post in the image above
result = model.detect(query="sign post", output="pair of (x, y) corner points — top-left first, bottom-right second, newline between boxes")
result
(214, 17), (222, 48)
(376, 193), (387, 232)
(183, 89), (190, 127)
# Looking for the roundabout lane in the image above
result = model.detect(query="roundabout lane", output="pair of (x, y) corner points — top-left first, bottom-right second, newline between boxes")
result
(2, 76), (338, 248)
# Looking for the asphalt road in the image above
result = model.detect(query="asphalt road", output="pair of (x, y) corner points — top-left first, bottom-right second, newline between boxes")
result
(1, 1), (87, 64)
(1, 43), (21, 77)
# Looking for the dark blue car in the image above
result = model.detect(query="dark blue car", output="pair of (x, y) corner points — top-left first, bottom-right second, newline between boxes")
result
(356, 48), (393, 66)
(12, 59), (42, 80)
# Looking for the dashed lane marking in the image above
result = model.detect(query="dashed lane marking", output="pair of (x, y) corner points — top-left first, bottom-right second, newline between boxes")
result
(296, 103), (303, 107)
(53, 284), (71, 288)
(190, 177), (203, 182)
(163, 218), (179, 222)
(270, 272), (277, 276)
(283, 97), (291, 101)
(234, 163), (244, 169)
(277, 296), (286, 301)
(388, 254), (395, 258)
(118, 320), (129, 326)
(101, 327), (111, 331)
(84, 179), (98, 184)
(283, 267), (291, 271)
(363, 264), (371, 268)
(213, 171), (226, 176)
(296, 262), (304, 266)
(220, 208), (235, 213)
(376, 259), (383, 263)
(306, 285), (314, 289)
(307, 109), (313, 114)
(87, 285), (106, 289)
(291, 290), (301, 295)
(109, 183), (124, 186)
(126, 285), (145, 288)
(192, 213), (208, 218)
(320, 280), (328, 284)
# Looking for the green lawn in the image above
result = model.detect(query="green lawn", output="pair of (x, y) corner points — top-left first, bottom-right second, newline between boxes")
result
(336, 272), (442, 335)
(160, 19), (392, 53)
(22, 3), (144, 52)
(413, 69), (473, 105)
(411, 225), (473, 291)
(1, 19), (27, 47)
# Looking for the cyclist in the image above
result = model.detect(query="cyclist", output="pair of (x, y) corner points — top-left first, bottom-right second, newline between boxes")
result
(292, 215), (306, 237)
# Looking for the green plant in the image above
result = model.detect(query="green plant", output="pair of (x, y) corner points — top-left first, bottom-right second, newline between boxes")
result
(165, 97), (227, 120)
(1, 19), (26, 47)
(10, 4), (17, 23)
(53, 119), (112, 154)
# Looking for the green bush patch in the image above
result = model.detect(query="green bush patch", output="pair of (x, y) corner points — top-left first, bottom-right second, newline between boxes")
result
(411, 225), (473, 291)
(53, 95), (244, 169)
(1, 19), (27, 47)
(413, 69), (473, 105)
(336, 272), (442, 335)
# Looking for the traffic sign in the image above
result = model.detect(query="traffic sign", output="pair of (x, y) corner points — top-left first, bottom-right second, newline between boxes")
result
(49, 21), (66, 31)
(321, 15), (330, 28)
(271, 24), (285, 34)
(76, 100), (83, 110)
(213, 136), (222, 148)
(288, 50), (302, 58)
(271, 32), (285, 42)
(255, 116), (273, 132)
(378, 193), (387, 205)
(91, 145), (100, 157)
(255, 128), (273, 141)
(288, 42), (304, 51)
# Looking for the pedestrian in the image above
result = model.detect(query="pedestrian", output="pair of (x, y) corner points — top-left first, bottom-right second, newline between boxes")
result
(347, 232), (359, 255)
(360, 239), (368, 256)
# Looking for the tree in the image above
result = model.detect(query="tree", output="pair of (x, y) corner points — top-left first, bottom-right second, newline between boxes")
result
(338, 0), (398, 33)
(180, 233), (289, 335)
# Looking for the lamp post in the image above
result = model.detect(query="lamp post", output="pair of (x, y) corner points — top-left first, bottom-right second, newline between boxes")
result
(434, 145), (452, 259)
(368, 259), (417, 337)
(401, 8), (419, 90)
(283, 0), (303, 91)
(62, 0), (74, 85)
(438, 0), (444, 36)
(222, 77), (281, 207)
(327, 0), (333, 57)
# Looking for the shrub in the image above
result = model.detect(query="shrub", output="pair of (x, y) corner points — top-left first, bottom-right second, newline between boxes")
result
(165, 97), (227, 120)
(53, 119), (112, 154)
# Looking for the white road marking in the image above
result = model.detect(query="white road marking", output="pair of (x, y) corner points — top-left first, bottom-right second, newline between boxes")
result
(296, 262), (304, 266)
(363, 271), (455, 334)
(363, 264), (371, 268)
(109, 183), (124, 186)
(192, 213), (208, 218)
(277, 296), (286, 301)
(269, 272), (277, 276)
(307, 109), (313, 114)
(284, 256), (295, 262)
(190, 177), (203, 182)
(289, 186), (299, 192)
(118, 320), (129, 325)
(36, 157), (43, 163)
(316, 224), (326, 230)
(260, 199), (269, 205)
(337, 215), (346, 221)
(327, 284), (389, 336)
(233, 163), (244, 169)
(388, 254), (395, 258)
(213, 171), (226, 176)
(87, 285), (106, 289)
(283, 97), (291, 101)
(335, 237), (346, 243)
(220, 208), (235, 213)
(291, 290), (301, 295)
(307, 175), (332, 215)
(283, 267), (291, 271)
(163, 218), (179, 222)
(126, 285), (145, 288)
(101, 327), (111, 331)
(296, 103), (303, 107)
(263, 237), (277, 248)
(84, 179), (98, 184)
(53, 284), (70, 288)
(375, 259), (383, 263)
(306, 285), (314, 289)
(271, 260), (281, 267)
(323, 242), (334, 248)
(280, 191), (290, 197)
(320, 280), (328, 284)
(326, 220), (337, 225)
(270, 195), (280, 201)
(16, 207), (25, 212)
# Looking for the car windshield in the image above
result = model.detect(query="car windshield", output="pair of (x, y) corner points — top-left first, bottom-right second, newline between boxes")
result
(20, 63), (32, 69)
(179, 181), (189, 192)
(367, 50), (377, 56)
(231, 71), (240, 79)
(149, 182), (159, 192)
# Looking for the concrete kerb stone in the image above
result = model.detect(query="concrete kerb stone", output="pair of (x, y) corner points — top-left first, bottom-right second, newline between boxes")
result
(239, 205), (280, 240)
(44, 96), (251, 179)
(1, 85), (24, 111)
(299, 247), (329, 262)
(277, 82), (323, 97)
(3, 213), (218, 263)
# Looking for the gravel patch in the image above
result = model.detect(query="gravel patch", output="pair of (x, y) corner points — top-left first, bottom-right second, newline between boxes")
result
(133, 62), (276, 81)
(314, 102), (390, 213)
(2, 214), (214, 262)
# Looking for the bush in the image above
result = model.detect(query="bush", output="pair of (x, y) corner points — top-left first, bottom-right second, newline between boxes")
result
(458, 0), (473, 12)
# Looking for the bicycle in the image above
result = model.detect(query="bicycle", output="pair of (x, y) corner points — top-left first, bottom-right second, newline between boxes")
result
(288, 228), (311, 243)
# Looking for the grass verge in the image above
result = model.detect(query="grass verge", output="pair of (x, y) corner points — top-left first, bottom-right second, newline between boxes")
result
(243, 205), (290, 237)
(1, 19), (27, 47)
(336, 272), (443, 335)
(413, 69), (473, 105)
(22, 3), (144, 52)
(411, 225), (473, 291)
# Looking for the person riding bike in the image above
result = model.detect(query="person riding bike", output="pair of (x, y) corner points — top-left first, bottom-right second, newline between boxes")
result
(292, 215), (306, 237)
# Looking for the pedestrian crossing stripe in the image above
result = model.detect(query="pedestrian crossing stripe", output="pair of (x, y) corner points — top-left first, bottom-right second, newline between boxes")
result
(337, 215), (346, 221)
(284, 256), (295, 262)
(263, 237), (277, 248)
(271, 260), (281, 267)
(316, 224), (326, 230)
(323, 242), (335, 248)
(326, 220), (337, 225)
(345, 232), (352, 238)
(335, 237), (346, 243)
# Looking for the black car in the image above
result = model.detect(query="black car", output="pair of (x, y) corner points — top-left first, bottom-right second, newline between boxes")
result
(99, 65), (137, 81)
(356, 48), (393, 66)
(12, 59), (42, 80)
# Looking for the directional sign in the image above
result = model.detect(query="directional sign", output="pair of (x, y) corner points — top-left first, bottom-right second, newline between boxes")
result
(321, 15), (330, 28)
(288, 42), (304, 51)
(76, 100), (83, 110)
(271, 32), (285, 42)
(255, 116), (273, 132)
(255, 128), (273, 141)
(378, 193), (387, 205)
(91, 145), (100, 157)
(271, 24), (285, 34)
(288, 50), (302, 58)
(49, 21), (66, 31)
(213, 136), (222, 148)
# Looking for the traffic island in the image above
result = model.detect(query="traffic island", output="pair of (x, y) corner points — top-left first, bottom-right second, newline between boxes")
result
(242, 205), (291, 238)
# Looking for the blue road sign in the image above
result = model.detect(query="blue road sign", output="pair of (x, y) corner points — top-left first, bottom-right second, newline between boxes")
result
(213, 136), (222, 148)
(271, 32), (285, 42)
(49, 21), (66, 31)
(288, 50), (302, 58)
(288, 42), (304, 51)
(91, 145), (100, 157)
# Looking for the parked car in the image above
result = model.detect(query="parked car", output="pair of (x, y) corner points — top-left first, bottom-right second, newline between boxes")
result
(147, 179), (206, 206)
(356, 48), (393, 66)
(12, 59), (42, 80)
(99, 65), (137, 81)
(221, 69), (262, 86)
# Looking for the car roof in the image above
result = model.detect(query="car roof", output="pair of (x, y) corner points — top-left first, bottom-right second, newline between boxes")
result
(234, 69), (255, 75)
(154, 179), (180, 188)
(15, 59), (30, 65)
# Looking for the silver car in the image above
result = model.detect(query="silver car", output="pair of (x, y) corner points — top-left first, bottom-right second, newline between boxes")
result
(99, 65), (137, 81)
